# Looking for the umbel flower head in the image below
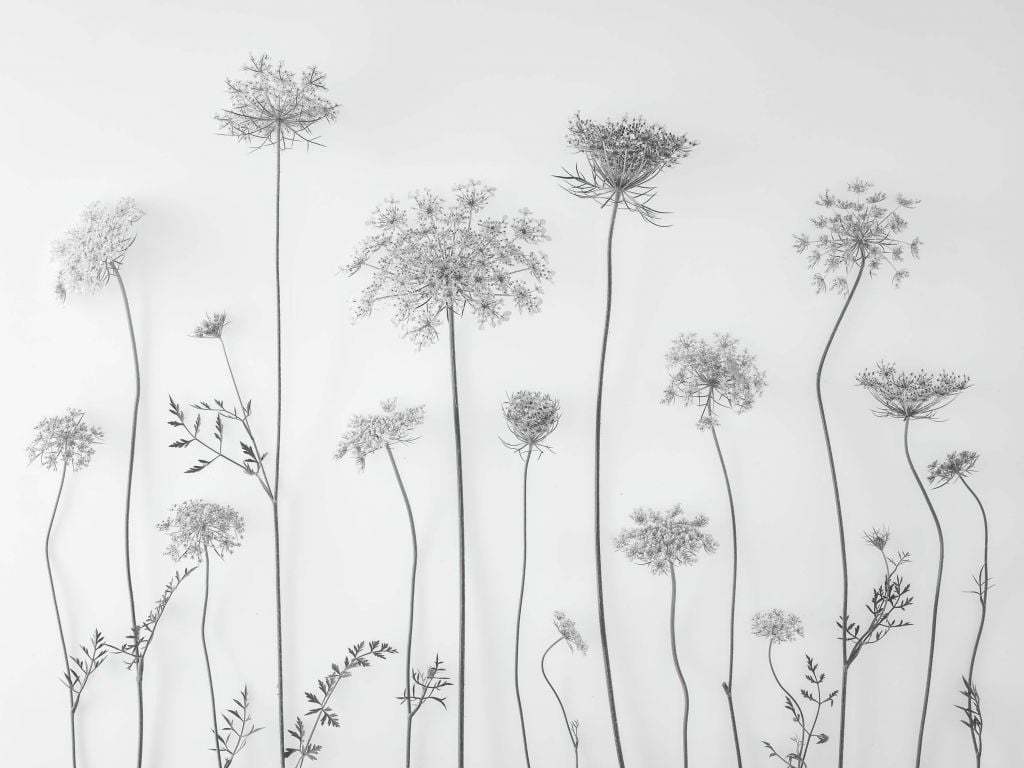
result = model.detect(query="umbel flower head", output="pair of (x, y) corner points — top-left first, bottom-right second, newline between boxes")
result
(552, 611), (588, 654)
(856, 362), (970, 420)
(157, 500), (245, 561)
(335, 398), (426, 470)
(51, 198), (144, 301)
(863, 527), (892, 552)
(502, 390), (560, 455)
(662, 333), (767, 430)
(346, 181), (552, 348)
(216, 53), (338, 149)
(192, 312), (229, 339)
(927, 450), (979, 488)
(558, 113), (697, 223)
(751, 609), (804, 644)
(794, 179), (921, 294)
(614, 504), (717, 575)
(27, 408), (103, 471)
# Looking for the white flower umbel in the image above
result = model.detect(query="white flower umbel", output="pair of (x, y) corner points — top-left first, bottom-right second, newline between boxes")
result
(51, 198), (143, 302)
(751, 609), (804, 644)
(335, 399), (425, 470)
(158, 500), (245, 562)
(27, 409), (103, 471)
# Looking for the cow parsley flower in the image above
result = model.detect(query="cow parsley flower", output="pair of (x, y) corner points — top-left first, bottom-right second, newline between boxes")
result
(927, 450), (979, 488)
(751, 609), (804, 644)
(662, 333), (766, 430)
(51, 198), (144, 301)
(157, 500), (245, 561)
(614, 504), (717, 575)
(335, 399), (426, 470)
(502, 391), (560, 455)
(27, 408), (103, 471)
(794, 179), (921, 294)
(552, 611), (588, 654)
(856, 363), (970, 420)
(192, 312), (229, 339)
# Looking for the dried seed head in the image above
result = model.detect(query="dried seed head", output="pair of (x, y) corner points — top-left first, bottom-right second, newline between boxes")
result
(927, 450), (979, 488)
(502, 390), (560, 455)
(192, 312), (229, 339)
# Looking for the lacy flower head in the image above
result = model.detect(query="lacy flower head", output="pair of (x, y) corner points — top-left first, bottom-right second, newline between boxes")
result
(751, 609), (804, 644)
(346, 181), (551, 348)
(192, 312), (228, 339)
(794, 179), (921, 294)
(51, 198), (144, 301)
(502, 390), (560, 455)
(856, 362), (970, 420)
(614, 504), (717, 575)
(927, 450), (979, 488)
(863, 527), (892, 552)
(157, 500), (245, 561)
(335, 398), (426, 470)
(559, 113), (697, 223)
(216, 53), (338, 150)
(552, 611), (588, 654)
(662, 333), (766, 430)
(27, 408), (103, 471)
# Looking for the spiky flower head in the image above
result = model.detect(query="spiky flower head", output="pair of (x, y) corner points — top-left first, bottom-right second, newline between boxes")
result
(27, 409), (103, 471)
(552, 611), (588, 654)
(662, 333), (766, 430)
(51, 198), (144, 302)
(192, 312), (229, 339)
(502, 391), (560, 455)
(335, 399), (426, 470)
(751, 609), (804, 644)
(157, 500), (245, 561)
(216, 54), (338, 150)
(346, 182), (551, 348)
(863, 527), (891, 552)
(927, 450), (979, 488)
(856, 363), (969, 420)
(559, 113), (697, 223)
(794, 179), (921, 294)
(614, 504), (717, 575)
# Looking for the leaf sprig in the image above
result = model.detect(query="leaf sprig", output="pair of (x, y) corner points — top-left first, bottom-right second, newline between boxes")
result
(398, 654), (453, 717)
(110, 569), (195, 669)
(217, 686), (263, 767)
(62, 629), (107, 714)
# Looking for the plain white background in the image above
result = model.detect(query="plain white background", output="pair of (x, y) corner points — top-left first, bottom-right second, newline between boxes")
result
(1, 0), (1021, 766)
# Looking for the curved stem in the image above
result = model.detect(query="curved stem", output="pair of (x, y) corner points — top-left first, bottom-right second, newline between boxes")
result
(541, 638), (578, 768)
(961, 476), (988, 767)
(767, 640), (806, 754)
(903, 419), (944, 768)
(272, 129), (286, 768)
(386, 445), (418, 768)
(46, 462), (76, 768)
(515, 447), (534, 767)
(710, 425), (743, 767)
(201, 549), (223, 768)
(814, 259), (866, 768)
(593, 192), (627, 768)
(668, 565), (690, 768)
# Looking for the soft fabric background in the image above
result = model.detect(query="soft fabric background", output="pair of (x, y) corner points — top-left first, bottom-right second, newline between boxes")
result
(1, 1), (1021, 766)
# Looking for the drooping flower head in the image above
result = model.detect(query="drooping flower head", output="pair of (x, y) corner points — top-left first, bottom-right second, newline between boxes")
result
(863, 527), (891, 552)
(502, 391), (560, 455)
(27, 408), (103, 471)
(216, 54), (338, 150)
(157, 500), (245, 561)
(856, 363), (970, 420)
(614, 504), (717, 575)
(346, 182), (551, 348)
(927, 450), (979, 488)
(751, 609), (804, 644)
(335, 398), (426, 470)
(552, 611), (588, 654)
(192, 312), (229, 339)
(51, 198), (144, 301)
(662, 333), (767, 430)
(559, 113), (697, 223)
(794, 179), (921, 294)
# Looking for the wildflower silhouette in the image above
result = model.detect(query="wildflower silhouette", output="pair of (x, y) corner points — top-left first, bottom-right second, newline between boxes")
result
(542, 612), (588, 768)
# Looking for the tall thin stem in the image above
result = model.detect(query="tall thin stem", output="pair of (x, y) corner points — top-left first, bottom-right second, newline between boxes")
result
(386, 445), (418, 768)
(767, 641), (806, 756)
(272, 128), (286, 768)
(903, 419), (944, 768)
(515, 446), (535, 767)
(710, 424), (742, 767)
(668, 565), (690, 768)
(814, 259), (866, 768)
(46, 461), (76, 768)
(541, 638), (578, 768)
(593, 191), (626, 768)
(201, 548), (223, 768)
(961, 476), (988, 767)
(113, 267), (144, 768)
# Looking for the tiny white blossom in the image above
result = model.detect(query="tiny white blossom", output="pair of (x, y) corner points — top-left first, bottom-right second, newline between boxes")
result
(157, 500), (245, 561)
(552, 611), (588, 654)
(27, 408), (103, 471)
(335, 399), (425, 470)
(51, 198), (144, 301)
(751, 609), (804, 643)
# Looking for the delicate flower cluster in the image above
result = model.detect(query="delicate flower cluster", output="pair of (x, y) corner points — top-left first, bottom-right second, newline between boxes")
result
(502, 390), (560, 454)
(335, 398), (426, 469)
(560, 113), (696, 222)
(863, 527), (892, 552)
(157, 500), (245, 561)
(27, 408), (103, 471)
(794, 179), (921, 294)
(662, 333), (766, 429)
(216, 54), (338, 149)
(51, 198), (144, 301)
(927, 450), (979, 488)
(614, 504), (717, 575)
(553, 611), (588, 654)
(192, 312), (229, 339)
(346, 182), (551, 347)
(856, 363), (970, 420)
(751, 609), (804, 644)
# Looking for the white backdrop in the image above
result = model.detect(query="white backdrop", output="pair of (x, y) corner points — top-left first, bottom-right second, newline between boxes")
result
(2, 0), (1021, 766)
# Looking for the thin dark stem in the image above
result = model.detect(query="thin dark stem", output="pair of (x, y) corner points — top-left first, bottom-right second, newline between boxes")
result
(903, 419), (943, 768)
(218, 338), (273, 495)
(541, 638), (578, 768)
(668, 565), (690, 768)
(515, 447), (534, 768)
(201, 548), (223, 768)
(961, 475), (988, 767)
(710, 424), (743, 768)
(767, 641), (806, 755)
(594, 191), (627, 768)
(272, 128), (286, 768)
(113, 267), (144, 768)
(814, 259), (866, 768)
(46, 461), (76, 768)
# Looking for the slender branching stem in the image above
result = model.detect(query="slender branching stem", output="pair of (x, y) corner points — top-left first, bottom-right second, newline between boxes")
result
(515, 446), (534, 767)
(201, 547), (223, 768)
(218, 338), (274, 495)
(668, 565), (690, 768)
(767, 640), (806, 755)
(541, 638), (578, 768)
(46, 461), (76, 768)
(961, 475), (988, 767)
